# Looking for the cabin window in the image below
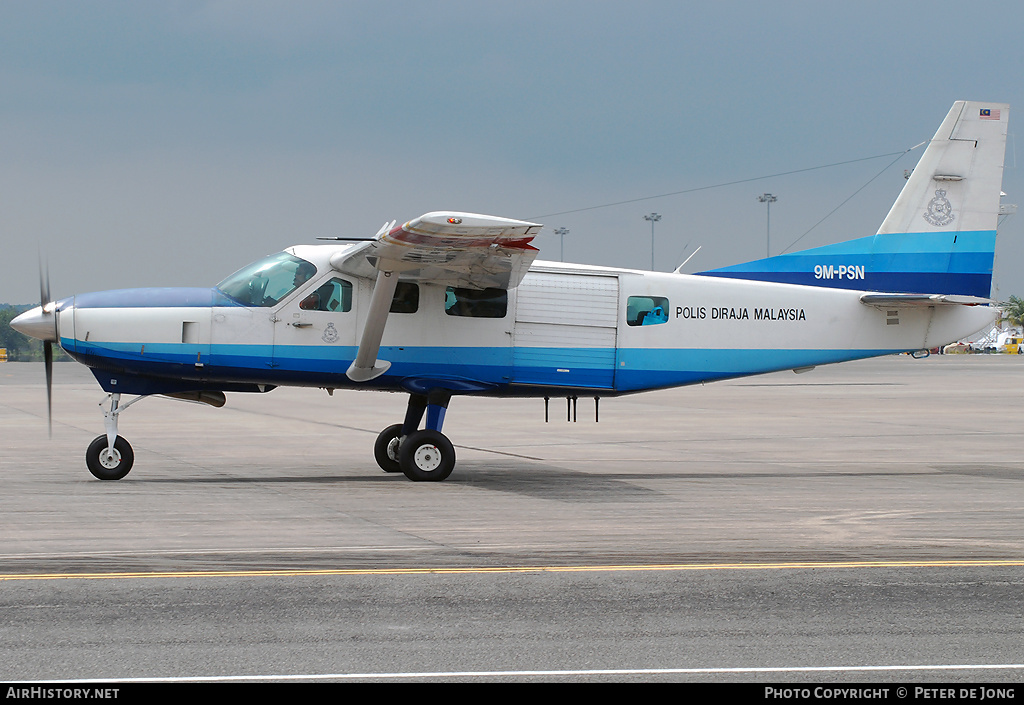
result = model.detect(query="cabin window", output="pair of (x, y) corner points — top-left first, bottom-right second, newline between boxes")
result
(626, 296), (670, 326)
(391, 282), (419, 314)
(217, 252), (317, 307)
(444, 287), (507, 318)
(299, 278), (352, 312)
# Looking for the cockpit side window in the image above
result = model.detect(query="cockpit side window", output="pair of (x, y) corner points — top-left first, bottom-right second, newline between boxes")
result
(299, 278), (353, 312)
(217, 253), (317, 307)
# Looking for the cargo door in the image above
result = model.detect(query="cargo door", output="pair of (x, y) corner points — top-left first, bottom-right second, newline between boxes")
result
(512, 272), (618, 389)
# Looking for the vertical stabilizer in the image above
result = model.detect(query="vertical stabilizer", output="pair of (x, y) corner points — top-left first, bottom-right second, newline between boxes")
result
(699, 101), (1009, 297)
(879, 101), (1006, 236)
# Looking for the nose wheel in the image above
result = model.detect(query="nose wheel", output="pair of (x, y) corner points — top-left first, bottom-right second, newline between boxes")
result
(86, 435), (135, 480)
(85, 392), (143, 480)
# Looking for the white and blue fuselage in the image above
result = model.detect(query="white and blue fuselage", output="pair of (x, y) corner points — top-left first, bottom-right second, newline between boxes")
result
(55, 249), (993, 399)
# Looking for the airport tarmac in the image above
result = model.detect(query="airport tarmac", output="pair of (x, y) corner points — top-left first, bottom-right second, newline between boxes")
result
(0, 356), (1022, 682)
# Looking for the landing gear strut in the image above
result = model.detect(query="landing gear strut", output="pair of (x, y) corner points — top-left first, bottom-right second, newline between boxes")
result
(374, 391), (456, 482)
(85, 393), (140, 480)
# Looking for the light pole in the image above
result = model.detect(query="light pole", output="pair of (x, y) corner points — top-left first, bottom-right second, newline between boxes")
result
(758, 193), (777, 258)
(554, 227), (569, 262)
(643, 213), (661, 270)
(761, 192), (774, 259)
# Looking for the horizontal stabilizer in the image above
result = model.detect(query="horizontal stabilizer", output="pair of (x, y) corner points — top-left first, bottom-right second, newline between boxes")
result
(860, 293), (993, 307)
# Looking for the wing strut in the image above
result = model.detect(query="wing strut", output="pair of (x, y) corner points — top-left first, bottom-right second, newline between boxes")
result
(346, 269), (399, 382)
(338, 211), (543, 382)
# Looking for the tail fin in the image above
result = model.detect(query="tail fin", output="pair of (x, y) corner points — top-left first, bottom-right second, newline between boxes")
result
(698, 101), (1009, 297)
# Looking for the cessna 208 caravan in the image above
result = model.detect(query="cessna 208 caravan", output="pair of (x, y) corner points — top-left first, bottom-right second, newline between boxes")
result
(12, 101), (1009, 482)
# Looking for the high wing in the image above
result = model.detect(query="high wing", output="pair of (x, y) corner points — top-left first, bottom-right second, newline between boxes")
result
(331, 212), (542, 382)
(332, 212), (541, 289)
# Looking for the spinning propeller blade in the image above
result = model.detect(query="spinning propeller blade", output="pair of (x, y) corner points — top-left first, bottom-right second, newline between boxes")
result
(38, 259), (53, 438)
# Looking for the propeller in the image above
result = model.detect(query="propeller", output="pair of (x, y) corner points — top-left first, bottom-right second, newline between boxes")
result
(11, 258), (59, 437)
(39, 259), (53, 438)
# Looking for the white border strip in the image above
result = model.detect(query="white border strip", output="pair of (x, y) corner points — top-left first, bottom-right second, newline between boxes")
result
(24, 663), (1024, 683)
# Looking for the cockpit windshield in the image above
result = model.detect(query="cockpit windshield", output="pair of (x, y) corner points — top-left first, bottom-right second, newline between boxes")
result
(216, 252), (317, 307)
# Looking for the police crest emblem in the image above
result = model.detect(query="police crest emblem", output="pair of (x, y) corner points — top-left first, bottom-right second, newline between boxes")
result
(923, 189), (955, 227)
(322, 322), (339, 344)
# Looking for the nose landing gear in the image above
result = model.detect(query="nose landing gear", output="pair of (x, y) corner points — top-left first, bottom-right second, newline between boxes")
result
(85, 393), (142, 480)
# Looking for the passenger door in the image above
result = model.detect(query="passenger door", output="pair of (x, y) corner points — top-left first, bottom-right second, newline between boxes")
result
(271, 276), (357, 373)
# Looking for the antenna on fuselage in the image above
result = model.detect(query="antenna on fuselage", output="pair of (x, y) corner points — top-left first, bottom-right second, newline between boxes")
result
(674, 246), (702, 273)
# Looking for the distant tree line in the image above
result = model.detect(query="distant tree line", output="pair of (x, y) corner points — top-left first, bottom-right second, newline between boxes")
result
(0, 305), (70, 362)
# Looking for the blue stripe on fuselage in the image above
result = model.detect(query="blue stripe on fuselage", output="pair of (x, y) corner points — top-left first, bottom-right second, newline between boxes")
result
(62, 338), (905, 396)
(697, 271), (992, 297)
(612, 347), (898, 391)
(698, 230), (996, 297)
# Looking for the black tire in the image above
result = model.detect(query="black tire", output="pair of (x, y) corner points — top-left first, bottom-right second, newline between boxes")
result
(373, 424), (404, 473)
(399, 429), (456, 482)
(86, 435), (135, 481)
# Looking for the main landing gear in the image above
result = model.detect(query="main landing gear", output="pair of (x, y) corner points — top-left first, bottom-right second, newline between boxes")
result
(374, 391), (456, 482)
(85, 390), (459, 482)
(85, 393), (141, 480)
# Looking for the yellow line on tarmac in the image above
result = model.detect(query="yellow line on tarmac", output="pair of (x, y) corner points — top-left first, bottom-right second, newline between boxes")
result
(0, 559), (1022, 582)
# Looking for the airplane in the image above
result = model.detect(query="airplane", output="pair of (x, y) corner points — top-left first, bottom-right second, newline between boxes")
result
(11, 100), (1008, 482)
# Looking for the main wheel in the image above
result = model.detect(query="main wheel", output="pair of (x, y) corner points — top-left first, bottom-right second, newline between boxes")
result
(86, 435), (135, 481)
(399, 429), (456, 482)
(373, 424), (404, 473)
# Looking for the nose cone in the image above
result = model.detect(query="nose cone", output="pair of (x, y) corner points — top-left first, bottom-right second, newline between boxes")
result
(10, 305), (57, 342)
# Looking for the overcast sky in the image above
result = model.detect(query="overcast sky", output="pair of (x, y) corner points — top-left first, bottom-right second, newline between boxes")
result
(3, 0), (1024, 303)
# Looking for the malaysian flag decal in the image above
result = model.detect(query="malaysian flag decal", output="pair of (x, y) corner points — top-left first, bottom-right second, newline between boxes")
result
(980, 108), (1001, 120)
